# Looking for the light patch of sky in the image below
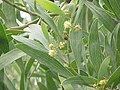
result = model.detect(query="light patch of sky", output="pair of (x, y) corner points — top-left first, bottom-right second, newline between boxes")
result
(0, 0), (2, 3)
(16, 11), (31, 26)
(20, 11), (31, 21)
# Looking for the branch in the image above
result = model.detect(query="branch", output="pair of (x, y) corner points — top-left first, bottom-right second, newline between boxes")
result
(10, 18), (39, 29)
(2, 0), (40, 17)
(2, 0), (58, 17)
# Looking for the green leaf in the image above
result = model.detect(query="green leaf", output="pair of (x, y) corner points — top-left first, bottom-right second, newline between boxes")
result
(89, 19), (102, 73)
(2, 0), (17, 27)
(0, 70), (8, 90)
(16, 44), (73, 78)
(23, 24), (49, 49)
(24, 1), (61, 40)
(15, 58), (24, 72)
(117, 26), (120, 53)
(20, 72), (25, 90)
(0, 49), (26, 70)
(41, 21), (50, 43)
(37, 82), (48, 90)
(113, 23), (120, 43)
(104, 0), (120, 19)
(4, 74), (16, 90)
(73, 0), (85, 25)
(98, 57), (110, 80)
(0, 9), (6, 20)
(78, 5), (93, 31)
(35, 0), (64, 15)
(85, 1), (117, 32)
(105, 66), (120, 88)
(0, 22), (9, 53)
(46, 71), (57, 90)
(104, 36), (116, 71)
(45, 70), (60, 83)
(6, 30), (24, 35)
(25, 58), (35, 78)
(62, 75), (97, 86)
(113, 23), (120, 67)
(12, 35), (47, 52)
(70, 30), (82, 72)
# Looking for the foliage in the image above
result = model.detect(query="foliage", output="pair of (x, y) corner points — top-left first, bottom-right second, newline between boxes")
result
(0, 0), (120, 90)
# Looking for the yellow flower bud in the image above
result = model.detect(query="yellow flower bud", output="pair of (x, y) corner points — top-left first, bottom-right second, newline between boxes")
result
(92, 84), (97, 88)
(59, 42), (65, 49)
(64, 21), (72, 29)
(74, 25), (81, 30)
(99, 79), (106, 86)
(48, 50), (57, 57)
(64, 9), (69, 14)
(49, 43), (54, 49)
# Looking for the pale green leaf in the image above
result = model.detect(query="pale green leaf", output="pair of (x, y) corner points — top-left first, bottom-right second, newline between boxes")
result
(98, 56), (110, 80)
(70, 30), (82, 72)
(16, 44), (73, 78)
(62, 75), (97, 86)
(0, 49), (26, 70)
(85, 1), (117, 32)
(35, 0), (64, 15)
(105, 66), (120, 88)
(89, 19), (102, 73)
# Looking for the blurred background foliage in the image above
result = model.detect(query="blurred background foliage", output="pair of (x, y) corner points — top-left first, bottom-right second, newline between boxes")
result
(0, 0), (120, 90)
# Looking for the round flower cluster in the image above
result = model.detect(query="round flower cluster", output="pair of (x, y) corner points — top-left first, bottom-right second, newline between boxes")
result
(64, 21), (81, 31)
(59, 42), (65, 49)
(48, 43), (56, 57)
(48, 50), (57, 57)
(99, 79), (106, 86)
(92, 79), (107, 88)
(64, 21), (72, 29)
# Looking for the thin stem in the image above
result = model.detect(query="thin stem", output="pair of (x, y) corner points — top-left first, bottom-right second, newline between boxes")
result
(2, 0), (58, 17)
(2, 0), (40, 17)
(85, 7), (89, 32)
(10, 18), (39, 29)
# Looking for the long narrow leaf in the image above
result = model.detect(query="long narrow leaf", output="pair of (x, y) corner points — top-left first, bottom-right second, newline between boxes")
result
(70, 30), (82, 72)
(62, 75), (97, 86)
(0, 22), (9, 53)
(0, 49), (26, 70)
(85, 1), (117, 32)
(35, 0), (64, 15)
(4, 74), (16, 90)
(73, 0), (85, 25)
(89, 19), (102, 73)
(105, 66), (120, 88)
(12, 35), (47, 52)
(16, 44), (73, 78)
(98, 57), (110, 80)
(46, 72), (57, 90)
(37, 82), (48, 90)
(2, 0), (17, 27)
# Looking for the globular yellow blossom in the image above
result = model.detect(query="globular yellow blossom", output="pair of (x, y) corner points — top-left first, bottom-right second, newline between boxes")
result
(64, 21), (72, 29)
(49, 43), (54, 49)
(48, 50), (57, 57)
(64, 9), (69, 15)
(99, 79), (106, 86)
(74, 25), (81, 30)
(59, 42), (65, 49)
(92, 84), (97, 88)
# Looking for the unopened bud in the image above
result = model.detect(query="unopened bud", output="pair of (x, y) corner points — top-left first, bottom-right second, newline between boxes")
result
(48, 50), (57, 57)
(74, 25), (81, 31)
(64, 21), (72, 29)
